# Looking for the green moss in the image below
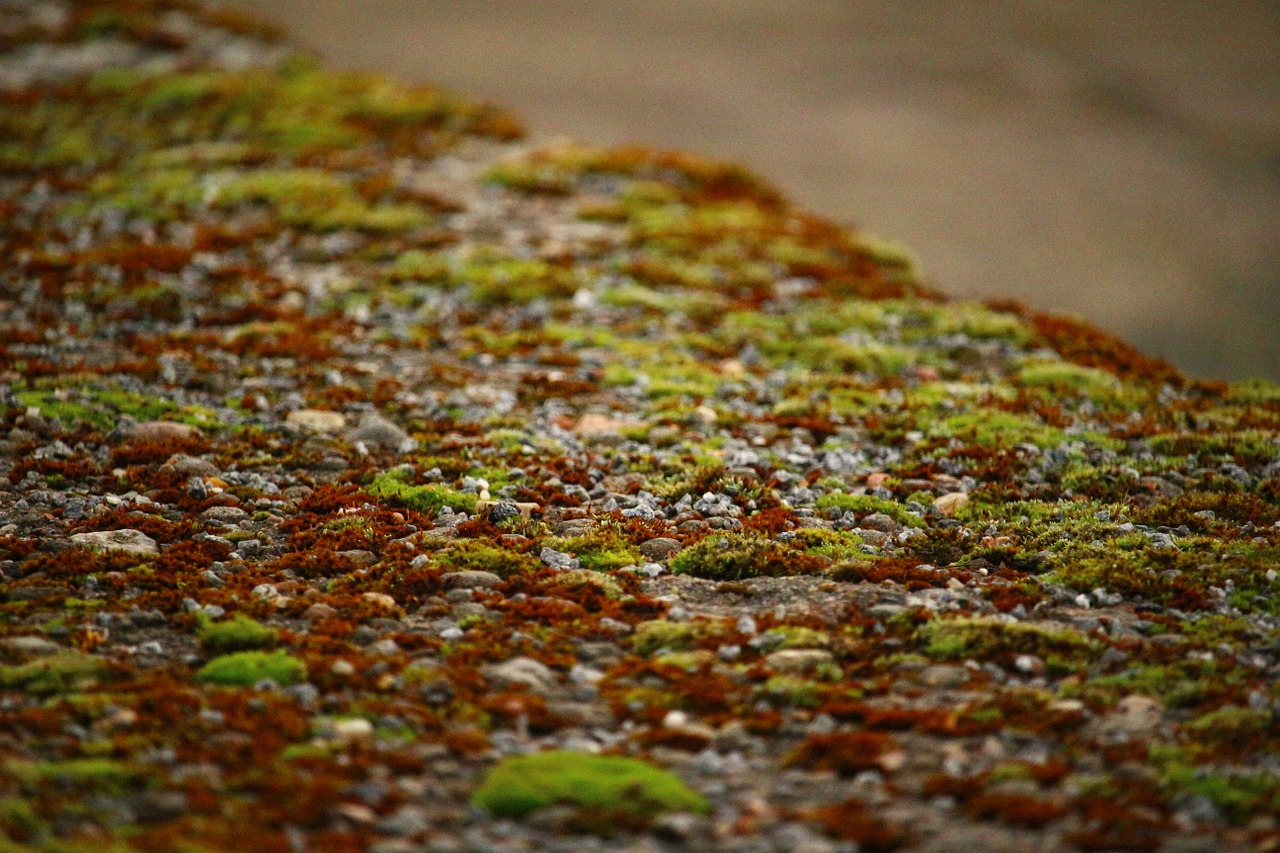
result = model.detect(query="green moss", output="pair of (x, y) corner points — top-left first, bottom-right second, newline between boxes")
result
(1224, 378), (1280, 405)
(387, 249), (449, 282)
(543, 528), (641, 571)
(631, 619), (730, 656)
(1150, 744), (1280, 825)
(1015, 360), (1122, 400)
(15, 383), (179, 432)
(0, 796), (44, 841)
(754, 676), (826, 708)
(196, 613), (279, 656)
(1058, 659), (1236, 710)
(813, 493), (922, 528)
(471, 750), (708, 820)
(194, 650), (306, 687)
(1183, 705), (1272, 747)
(1148, 429), (1280, 466)
(368, 469), (478, 514)
(543, 569), (626, 600)
(919, 617), (1101, 672)
(932, 410), (1065, 450)
(669, 532), (822, 581)
(431, 539), (540, 578)
(0, 652), (109, 696)
(457, 254), (579, 304)
(213, 168), (427, 233)
(7, 758), (141, 795)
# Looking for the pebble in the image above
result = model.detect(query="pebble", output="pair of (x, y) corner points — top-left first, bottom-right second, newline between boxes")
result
(346, 412), (415, 453)
(639, 537), (682, 560)
(765, 649), (834, 674)
(443, 570), (504, 590)
(127, 421), (199, 442)
(69, 529), (159, 555)
(285, 408), (346, 433)
(483, 657), (556, 693)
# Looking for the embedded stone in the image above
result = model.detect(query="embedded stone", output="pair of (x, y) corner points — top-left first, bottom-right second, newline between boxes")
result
(765, 649), (835, 674)
(286, 409), (346, 433)
(639, 537), (682, 561)
(483, 656), (556, 692)
(128, 421), (199, 442)
(934, 491), (970, 516)
(70, 529), (159, 555)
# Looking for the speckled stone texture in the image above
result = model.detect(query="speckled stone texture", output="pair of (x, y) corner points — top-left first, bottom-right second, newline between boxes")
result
(1, 3), (1278, 852)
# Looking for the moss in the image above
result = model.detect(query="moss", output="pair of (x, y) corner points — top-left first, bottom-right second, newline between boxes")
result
(632, 619), (730, 656)
(15, 383), (179, 432)
(1148, 429), (1280, 466)
(0, 652), (109, 696)
(433, 539), (541, 578)
(1057, 659), (1235, 710)
(755, 676), (826, 709)
(194, 650), (306, 686)
(457, 254), (579, 304)
(919, 617), (1100, 672)
(368, 468), (479, 514)
(1015, 360), (1122, 400)
(1150, 744), (1280, 825)
(196, 613), (279, 656)
(387, 249), (449, 282)
(668, 532), (825, 581)
(543, 569), (625, 600)
(544, 528), (641, 571)
(471, 750), (708, 820)
(213, 168), (428, 233)
(7, 758), (141, 794)
(0, 796), (44, 841)
(932, 410), (1066, 450)
(813, 493), (922, 528)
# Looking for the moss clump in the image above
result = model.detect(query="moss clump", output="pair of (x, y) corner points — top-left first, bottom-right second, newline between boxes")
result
(8, 758), (141, 795)
(544, 527), (641, 571)
(789, 528), (866, 561)
(932, 410), (1066, 450)
(368, 469), (478, 514)
(196, 613), (279, 656)
(1015, 360), (1122, 400)
(919, 617), (1101, 672)
(194, 650), (306, 686)
(1151, 745), (1280, 825)
(457, 255), (579, 304)
(669, 532), (825, 581)
(15, 383), (179, 432)
(471, 750), (709, 820)
(387, 249), (449, 282)
(213, 168), (428, 233)
(813, 493), (922, 528)
(631, 618), (731, 656)
(432, 539), (541, 578)
(0, 652), (110, 696)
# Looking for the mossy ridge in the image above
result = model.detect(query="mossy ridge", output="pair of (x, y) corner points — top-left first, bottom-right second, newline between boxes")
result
(471, 750), (709, 821)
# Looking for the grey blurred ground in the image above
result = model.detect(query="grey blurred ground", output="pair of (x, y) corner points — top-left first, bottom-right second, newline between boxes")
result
(241, 0), (1280, 381)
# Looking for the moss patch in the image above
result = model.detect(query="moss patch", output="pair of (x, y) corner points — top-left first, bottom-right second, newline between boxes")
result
(471, 750), (708, 821)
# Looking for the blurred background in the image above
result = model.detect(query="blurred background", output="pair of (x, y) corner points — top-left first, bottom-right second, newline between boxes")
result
(241, 0), (1280, 381)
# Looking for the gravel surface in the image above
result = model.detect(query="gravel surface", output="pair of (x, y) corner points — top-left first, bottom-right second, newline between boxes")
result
(1, 3), (1279, 852)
